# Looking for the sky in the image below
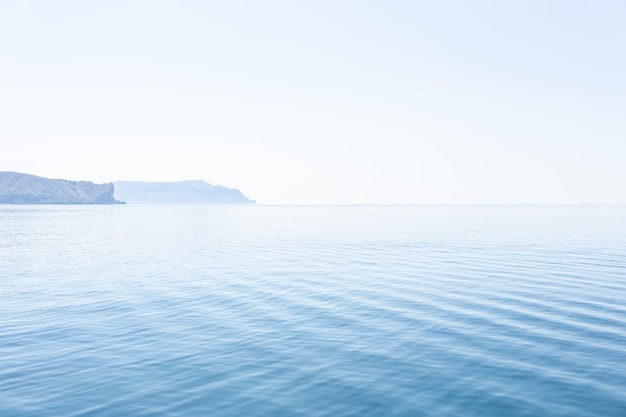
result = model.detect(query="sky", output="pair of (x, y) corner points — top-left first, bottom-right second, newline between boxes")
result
(1, 1), (625, 204)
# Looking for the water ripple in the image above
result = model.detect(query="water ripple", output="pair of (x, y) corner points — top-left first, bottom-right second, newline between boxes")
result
(1, 205), (625, 416)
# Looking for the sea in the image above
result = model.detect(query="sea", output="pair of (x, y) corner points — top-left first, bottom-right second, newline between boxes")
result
(1, 204), (625, 417)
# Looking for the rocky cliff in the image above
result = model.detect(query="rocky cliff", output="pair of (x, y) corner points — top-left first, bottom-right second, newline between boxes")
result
(0, 172), (125, 204)
(114, 180), (255, 204)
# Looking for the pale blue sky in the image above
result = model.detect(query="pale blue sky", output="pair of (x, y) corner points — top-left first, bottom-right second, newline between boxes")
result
(1, 1), (625, 203)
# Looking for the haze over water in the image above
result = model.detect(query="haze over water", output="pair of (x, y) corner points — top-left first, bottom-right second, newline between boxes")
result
(2, 204), (625, 416)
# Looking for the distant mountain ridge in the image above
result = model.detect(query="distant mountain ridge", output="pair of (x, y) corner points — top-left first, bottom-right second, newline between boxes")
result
(0, 172), (124, 204)
(113, 180), (255, 204)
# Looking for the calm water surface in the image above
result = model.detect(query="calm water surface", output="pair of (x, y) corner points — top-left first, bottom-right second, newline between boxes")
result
(1, 205), (625, 416)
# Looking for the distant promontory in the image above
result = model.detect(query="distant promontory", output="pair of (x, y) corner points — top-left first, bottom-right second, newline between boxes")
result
(0, 172), (255, 205)
(0, 172), (125, 204)
(114, 180), (255, 204)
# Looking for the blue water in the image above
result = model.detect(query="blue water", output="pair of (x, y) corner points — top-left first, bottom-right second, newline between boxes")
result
(1, 205), (625, 417)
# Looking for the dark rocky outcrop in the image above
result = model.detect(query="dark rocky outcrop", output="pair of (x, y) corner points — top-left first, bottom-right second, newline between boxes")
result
(0, 172), (125, 204)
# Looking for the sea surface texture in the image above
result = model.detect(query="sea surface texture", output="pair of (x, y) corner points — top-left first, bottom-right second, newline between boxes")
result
(1, 205), (625, 417)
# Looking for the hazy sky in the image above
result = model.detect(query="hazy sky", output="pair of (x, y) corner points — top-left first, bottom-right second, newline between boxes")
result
(1, 1), (625, 204)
